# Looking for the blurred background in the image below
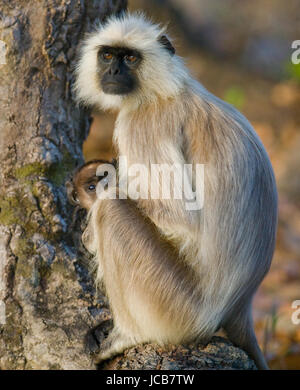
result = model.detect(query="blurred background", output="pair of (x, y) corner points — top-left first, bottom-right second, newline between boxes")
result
(83, 0), (300, 369)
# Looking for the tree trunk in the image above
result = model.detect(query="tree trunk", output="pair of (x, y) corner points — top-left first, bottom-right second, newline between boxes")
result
(0, 0), (256, 370)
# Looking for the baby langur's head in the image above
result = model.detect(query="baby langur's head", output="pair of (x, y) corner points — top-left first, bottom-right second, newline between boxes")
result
(66, 159), (117, 211)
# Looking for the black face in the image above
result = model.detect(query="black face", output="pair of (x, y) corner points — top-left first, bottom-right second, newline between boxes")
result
(98, 46), (142, 95)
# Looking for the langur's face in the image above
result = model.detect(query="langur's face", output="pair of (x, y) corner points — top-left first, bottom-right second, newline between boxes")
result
(97, 46), (142, 95)
(76, 165), (100, 209)
(67, 161), (114, 211)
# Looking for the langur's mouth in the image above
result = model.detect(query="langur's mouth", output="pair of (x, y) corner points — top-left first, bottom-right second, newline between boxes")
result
(102, 82), (135, 95)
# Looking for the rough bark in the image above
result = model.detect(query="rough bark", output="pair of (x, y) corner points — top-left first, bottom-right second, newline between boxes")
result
(103, 337), (256, 370)
(0, 0), (255, 370)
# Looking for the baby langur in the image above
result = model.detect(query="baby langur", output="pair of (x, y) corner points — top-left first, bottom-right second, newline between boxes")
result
(69, 160), (199, 364)
(67, 159), (117, 211)
(74, 13), (278, 369)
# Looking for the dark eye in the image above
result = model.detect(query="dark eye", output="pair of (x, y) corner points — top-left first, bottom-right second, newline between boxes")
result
(88, 184), (96, 191)
(103, 52), (113, 61)
(125, 55), (137, 64)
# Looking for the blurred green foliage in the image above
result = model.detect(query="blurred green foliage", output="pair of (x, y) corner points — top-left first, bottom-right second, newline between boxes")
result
(223, 86), (246, 110)
(285, 62), (300, 83)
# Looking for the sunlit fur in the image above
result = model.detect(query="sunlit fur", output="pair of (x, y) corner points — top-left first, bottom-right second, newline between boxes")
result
(75, 13), (278, 369)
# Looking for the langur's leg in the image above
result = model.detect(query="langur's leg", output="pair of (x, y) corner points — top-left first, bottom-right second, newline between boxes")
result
(223, 306), (269, 370)
(94, 327), (136, 364)
(85, 319), (113, 354)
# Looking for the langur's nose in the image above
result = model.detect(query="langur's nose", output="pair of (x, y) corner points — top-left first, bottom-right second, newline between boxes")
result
(109, 65), (120, 75)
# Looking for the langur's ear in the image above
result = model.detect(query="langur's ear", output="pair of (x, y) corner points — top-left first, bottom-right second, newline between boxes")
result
(111, 158), (118, 168)
(158, 35), (175, 56)
(66, 180), (80, 206)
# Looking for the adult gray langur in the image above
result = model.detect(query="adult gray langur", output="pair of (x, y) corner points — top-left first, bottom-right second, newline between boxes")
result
(74, 13), (278, 369)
